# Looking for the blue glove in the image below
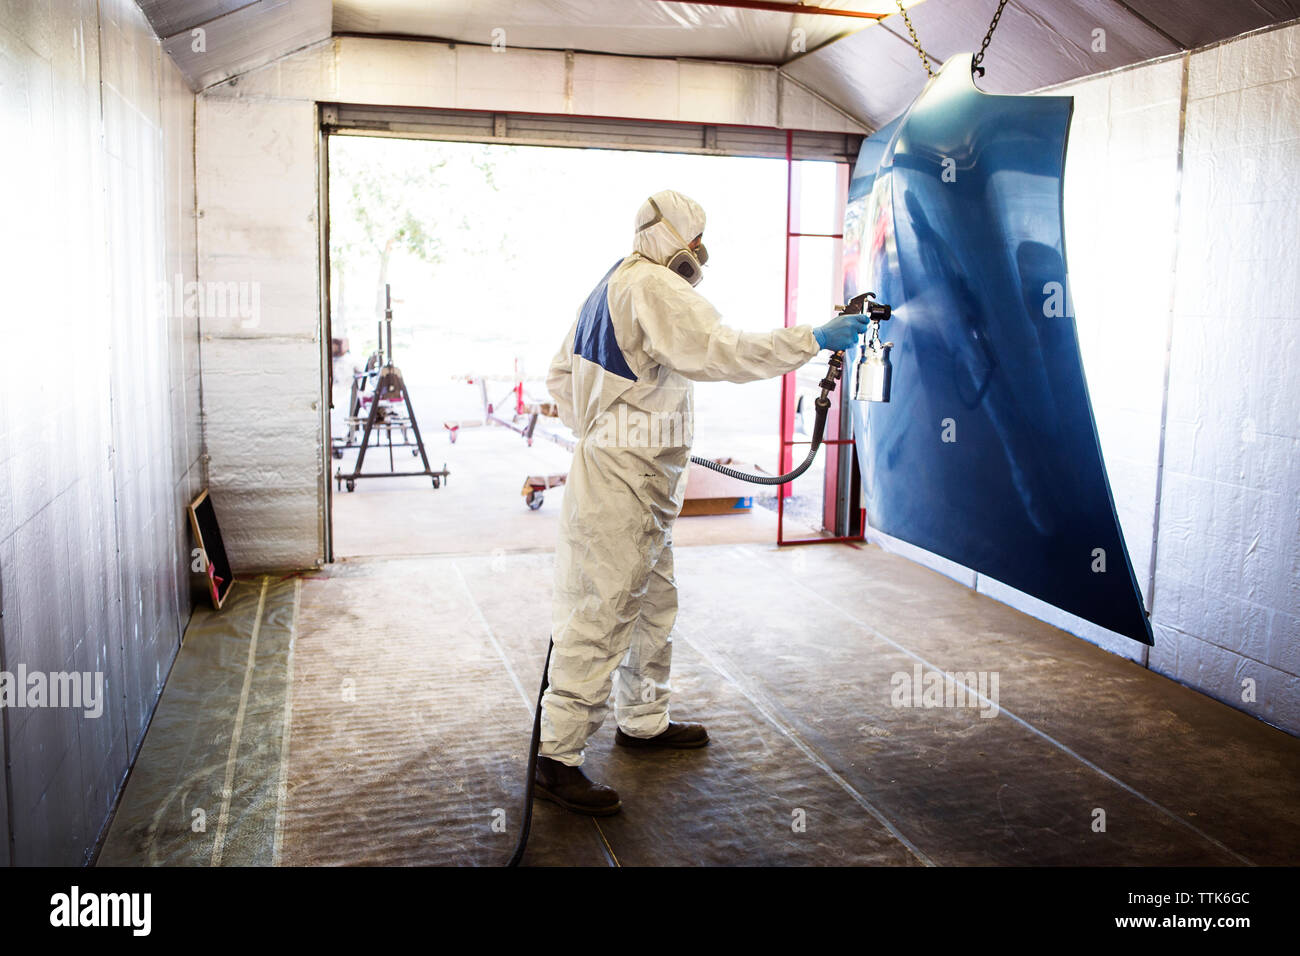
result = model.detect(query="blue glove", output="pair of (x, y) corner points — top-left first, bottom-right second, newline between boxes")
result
(813, 311), (872, 351)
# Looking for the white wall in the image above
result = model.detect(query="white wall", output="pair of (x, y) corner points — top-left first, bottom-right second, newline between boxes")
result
(194, 36), (867, 571)
(875, 21), (1300, 735)
(0, 0), (200, 864)
(1154, 25), (1300, 731)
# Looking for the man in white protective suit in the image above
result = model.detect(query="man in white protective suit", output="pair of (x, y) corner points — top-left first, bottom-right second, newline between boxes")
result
(537, 189), (872, 815)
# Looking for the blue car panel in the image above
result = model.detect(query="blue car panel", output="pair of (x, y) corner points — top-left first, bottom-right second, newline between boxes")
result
(843, 54), (1153, 645)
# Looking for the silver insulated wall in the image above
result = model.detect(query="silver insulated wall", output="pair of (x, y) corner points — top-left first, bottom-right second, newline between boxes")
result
(0, 0), (202, 864)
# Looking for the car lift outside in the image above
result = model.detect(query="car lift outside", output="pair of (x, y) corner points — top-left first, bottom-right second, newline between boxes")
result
(333, 285), (449, 493)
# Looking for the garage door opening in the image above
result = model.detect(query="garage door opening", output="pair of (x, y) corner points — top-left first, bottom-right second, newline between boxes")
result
(323, 130), (848, 562)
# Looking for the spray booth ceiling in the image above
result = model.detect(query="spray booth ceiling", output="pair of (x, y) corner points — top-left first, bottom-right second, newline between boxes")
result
(140, 0), (1300, 128)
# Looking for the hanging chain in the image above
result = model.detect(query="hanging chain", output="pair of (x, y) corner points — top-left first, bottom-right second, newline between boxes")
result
(971, 0), (1010, 76)
(894, 0), (1011, 79)
(894, 0), (933, 78)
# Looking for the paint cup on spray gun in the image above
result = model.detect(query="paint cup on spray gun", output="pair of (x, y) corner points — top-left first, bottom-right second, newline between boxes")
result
(835, 292), (893, 403)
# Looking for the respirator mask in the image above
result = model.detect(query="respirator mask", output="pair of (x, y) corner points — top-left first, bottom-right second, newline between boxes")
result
(636, 198), (708, 286)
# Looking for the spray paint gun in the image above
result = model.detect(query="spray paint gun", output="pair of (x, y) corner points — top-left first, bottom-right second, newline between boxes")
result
(689, 293), (893, 486)
(835, 292), (894, 403)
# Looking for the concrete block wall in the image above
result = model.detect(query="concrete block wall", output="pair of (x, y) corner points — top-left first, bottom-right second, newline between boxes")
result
(195, 94), (322, 571)
(0, 0), (200, 864)
(1061, 57), (1186, 617)
(1152, 24), (1300, 731)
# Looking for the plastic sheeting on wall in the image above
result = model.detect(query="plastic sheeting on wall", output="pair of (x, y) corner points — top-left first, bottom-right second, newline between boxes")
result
(843, 54), (1153, 645)
(0, 0), (200, 864)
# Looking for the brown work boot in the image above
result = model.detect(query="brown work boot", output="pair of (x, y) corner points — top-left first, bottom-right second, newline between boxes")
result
(615, 721), (710, 750)
(534, 756), (622, 816)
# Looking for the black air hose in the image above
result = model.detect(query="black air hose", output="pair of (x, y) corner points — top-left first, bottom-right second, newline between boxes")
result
(689, 394), (832, 485)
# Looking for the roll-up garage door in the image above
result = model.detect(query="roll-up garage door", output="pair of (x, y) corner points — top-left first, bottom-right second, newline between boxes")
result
(321, 104), (862, 162)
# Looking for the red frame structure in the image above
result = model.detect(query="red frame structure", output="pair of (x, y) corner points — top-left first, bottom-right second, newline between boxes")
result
(776, 130), (867, 546)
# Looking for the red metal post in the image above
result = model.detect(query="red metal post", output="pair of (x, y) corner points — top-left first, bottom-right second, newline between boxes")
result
(776, 148), (865, 547)
(778, 130), (799, 506)
(777, 131), (801, 544)
(821, 163), (852, 535)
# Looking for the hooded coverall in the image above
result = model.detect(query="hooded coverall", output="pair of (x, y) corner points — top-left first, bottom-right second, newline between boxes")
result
(540, 190), (821, 766)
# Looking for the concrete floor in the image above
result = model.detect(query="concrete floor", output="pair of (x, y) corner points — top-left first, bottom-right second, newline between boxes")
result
(330, 417), (820, 559)
(99, 541), (1300, 867)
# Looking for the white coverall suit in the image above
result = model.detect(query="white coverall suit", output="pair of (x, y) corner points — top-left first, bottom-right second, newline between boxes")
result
(540, 190), (821, 767)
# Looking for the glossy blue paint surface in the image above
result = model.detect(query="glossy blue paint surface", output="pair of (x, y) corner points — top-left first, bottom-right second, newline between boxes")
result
(844, 55), (1153, 644)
